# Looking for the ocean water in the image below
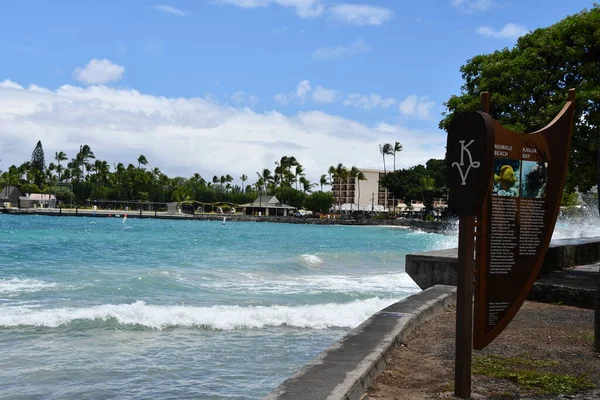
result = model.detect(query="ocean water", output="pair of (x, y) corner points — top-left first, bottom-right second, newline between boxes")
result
(1, 212), (598, 400)
(0, 215), (454, 400)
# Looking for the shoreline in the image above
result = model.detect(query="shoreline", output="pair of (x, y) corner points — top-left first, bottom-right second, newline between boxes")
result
(0, 207), (454, 233)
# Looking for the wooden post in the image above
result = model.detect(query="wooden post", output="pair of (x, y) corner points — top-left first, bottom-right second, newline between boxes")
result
(455, 216), (475, 398)
(596, 126), (600, 352)
(595, 270), (600, 352)
(454, 92), (490, 398)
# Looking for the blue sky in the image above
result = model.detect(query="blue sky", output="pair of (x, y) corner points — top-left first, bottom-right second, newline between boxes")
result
(0, 0), (595, 183)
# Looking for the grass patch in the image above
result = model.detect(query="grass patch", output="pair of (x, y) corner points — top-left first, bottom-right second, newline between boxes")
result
(575, 333), (595, 342)
(473, 354), (595, 394)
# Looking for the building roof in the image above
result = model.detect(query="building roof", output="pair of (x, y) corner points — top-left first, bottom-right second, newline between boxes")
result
(27, 193), (57, 201)
(0, 186), (22, 199)
(241, 195), (296, 209)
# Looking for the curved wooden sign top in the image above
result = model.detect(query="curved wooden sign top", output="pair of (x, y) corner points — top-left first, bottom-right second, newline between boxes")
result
(473, 90), (575, 350)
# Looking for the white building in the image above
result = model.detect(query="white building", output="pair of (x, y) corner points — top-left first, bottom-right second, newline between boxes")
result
(331, 168), (391, 211)
(331, 168), (448, 213)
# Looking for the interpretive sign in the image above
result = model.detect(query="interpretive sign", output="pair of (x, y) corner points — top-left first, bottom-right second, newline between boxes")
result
(447, 109), (496, 398)
(447, 112), (495, 216)
(473, 90), (576, 349)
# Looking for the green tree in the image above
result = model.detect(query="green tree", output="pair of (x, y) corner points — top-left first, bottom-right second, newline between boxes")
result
(30, 141), (45, 187)
(137, 155), (148, 169)
(440, 5), (600, 193)
(31, 141), (45, 172)
(334, 163), (348, 213)
(21, 183), (41, 194)
(54, 151), (67, 182)
(379, 143), (393, 175)
(392, 141), (403, 172)
(304, 191), (334, 213)
(356, 170), (366, 211)
(319, 174), (329, 192)
(240, 174), (248, 193)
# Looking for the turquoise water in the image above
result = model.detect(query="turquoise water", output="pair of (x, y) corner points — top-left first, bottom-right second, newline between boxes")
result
(0, 214), (454, 399)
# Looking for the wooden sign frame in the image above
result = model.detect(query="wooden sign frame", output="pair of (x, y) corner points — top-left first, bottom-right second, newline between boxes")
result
(473, 90), (576, 349)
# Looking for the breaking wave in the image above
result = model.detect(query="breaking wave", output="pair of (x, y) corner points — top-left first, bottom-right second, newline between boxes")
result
(0, 297), (397, 330)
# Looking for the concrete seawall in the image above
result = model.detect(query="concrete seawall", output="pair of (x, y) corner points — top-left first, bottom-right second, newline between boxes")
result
(265, 285), (456, 400)
(406, 237), (600, 308)
(406, 237), (600, 289)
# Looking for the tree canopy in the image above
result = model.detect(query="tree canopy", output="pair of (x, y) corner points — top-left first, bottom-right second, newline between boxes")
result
(380, 158), (448, 212)
(440, 5), (600, 193)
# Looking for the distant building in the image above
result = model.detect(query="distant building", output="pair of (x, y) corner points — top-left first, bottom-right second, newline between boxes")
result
(19, 193), (57, 209)
(331, 169), (448, 213)
(331, 169), (389, 211)
(241, 195), (296, 216)
(0, 186), (22, 207)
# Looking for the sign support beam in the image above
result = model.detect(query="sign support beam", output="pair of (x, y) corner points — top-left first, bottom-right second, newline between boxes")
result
(454, 92), (490, 399)
(454, 215), (475, 398)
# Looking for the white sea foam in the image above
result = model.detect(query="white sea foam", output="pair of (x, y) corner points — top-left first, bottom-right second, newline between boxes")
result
(552, 209), (600, 240)
(0, 297), (397, 330)
(0, 278), (57, 294)
(215, 272), (419, 295)
(301, 254), (323, 267)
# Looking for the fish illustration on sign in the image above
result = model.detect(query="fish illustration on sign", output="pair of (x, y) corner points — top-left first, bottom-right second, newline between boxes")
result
(494, 165), (517, 190)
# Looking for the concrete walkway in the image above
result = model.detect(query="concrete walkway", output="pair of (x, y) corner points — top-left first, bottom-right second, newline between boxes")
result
(265, 285), (456, 400)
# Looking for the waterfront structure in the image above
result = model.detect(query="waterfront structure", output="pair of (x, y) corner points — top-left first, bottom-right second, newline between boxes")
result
(0, 186), (22, 207)
(241, 195), (296, 216)
(19, 193), (57, 209)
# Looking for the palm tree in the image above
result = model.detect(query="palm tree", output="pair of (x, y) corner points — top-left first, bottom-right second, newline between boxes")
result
(319, 174), (328, 192)
(328, 165), (336, 194)
(299, 176), (316, 193)
(334, 163), (348, 213)
(294, 164), (304, 191)
(356, 171), (366, 212)
(349, 166), (360, 212)
(379, 143), (393, 174)
(392, 141), (403, 172)
(77, 145), (95, 179)
(137, 155), (148, 169)
(256, 169), (272, 194)
(240, 174), (248, 193)
(54, 151), (67, 182)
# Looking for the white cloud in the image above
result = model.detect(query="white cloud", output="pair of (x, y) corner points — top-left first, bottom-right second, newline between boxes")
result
(274, 80), (312, 105)
(231, 91), (259, 108)
(343, 93), (395, 110)
(398, 95), (435, 119)
(214, 0), (324, 18)
(151, 5), (190, 16)
(451, 0), (492, 12)
(312, 86), (338, 103)
(328, 4), (393, 26)
(73, 59), (125, 85)
(295, 80), (311, 99)
(312, 39), (371, 61)
(0, 79), (446, 182)
(476, 23), (528, 39)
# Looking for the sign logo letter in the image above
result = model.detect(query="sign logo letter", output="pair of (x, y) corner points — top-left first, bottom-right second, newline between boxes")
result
(452, 140), (481, 185)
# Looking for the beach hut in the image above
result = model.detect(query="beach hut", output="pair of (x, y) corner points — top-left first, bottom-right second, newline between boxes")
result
(241, 195), (296, 216)
(27, 193), (57, 208)
(0, 186), (21, 207)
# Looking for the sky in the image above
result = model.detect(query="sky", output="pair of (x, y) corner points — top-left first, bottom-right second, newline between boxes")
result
(0, 0), (595, 185)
